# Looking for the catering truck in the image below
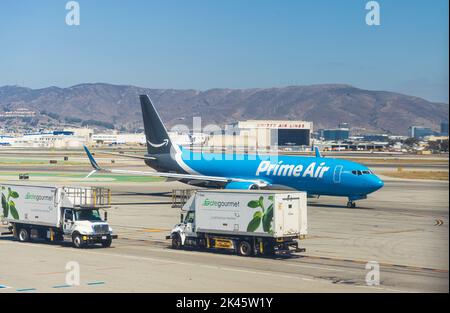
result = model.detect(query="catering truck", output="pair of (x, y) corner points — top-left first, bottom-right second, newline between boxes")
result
(167, 190), (307, 256)
(1, 184), (117, 248)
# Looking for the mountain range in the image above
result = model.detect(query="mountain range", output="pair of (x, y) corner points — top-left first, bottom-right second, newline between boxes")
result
(0, 83), (448, 135)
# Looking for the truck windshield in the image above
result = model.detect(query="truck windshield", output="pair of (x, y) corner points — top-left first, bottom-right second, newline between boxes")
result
(75, 209), (102, 222)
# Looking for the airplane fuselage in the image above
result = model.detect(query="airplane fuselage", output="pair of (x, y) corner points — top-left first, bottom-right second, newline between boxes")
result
(145, 147), (384, 202)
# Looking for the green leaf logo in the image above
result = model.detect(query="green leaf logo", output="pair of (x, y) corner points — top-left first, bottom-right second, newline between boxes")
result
(1, 193), (9, 218)
(247, 200), (260, 208)
(258, 196), (265, 209)
(247, 215), (261, 232)
(246, 196), (274, 233)
(253, 211), (263, 219)
(262, 204), (274, 233)
(1, 188), (20, 220)
(9, 204), (19, 220)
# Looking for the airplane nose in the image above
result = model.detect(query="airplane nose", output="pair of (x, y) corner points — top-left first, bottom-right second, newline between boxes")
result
(371, 177), (384, 191)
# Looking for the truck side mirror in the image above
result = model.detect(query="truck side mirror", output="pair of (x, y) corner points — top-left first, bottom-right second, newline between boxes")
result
(180, 213), (184, 223)
(104, 211), (108, 221)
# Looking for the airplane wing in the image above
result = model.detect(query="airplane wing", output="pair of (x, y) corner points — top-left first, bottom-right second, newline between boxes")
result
(94, 151), (156, 160)
(83, 146), (268, 187)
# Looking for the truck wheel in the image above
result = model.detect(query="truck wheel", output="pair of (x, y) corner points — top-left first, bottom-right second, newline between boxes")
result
(171, 233), (182, 249)
(237, 240), (253, 257)
(18, 228), (30, 242)
(101, 236), (112, 248)
(72, 233), (84, 249)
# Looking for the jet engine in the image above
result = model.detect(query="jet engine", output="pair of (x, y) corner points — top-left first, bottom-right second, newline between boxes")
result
(224, 181), (260, 190)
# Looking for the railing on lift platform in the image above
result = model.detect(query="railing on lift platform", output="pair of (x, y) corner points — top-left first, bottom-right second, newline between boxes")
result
(63, 187), (111, 208)
(171, 189), (194, 208)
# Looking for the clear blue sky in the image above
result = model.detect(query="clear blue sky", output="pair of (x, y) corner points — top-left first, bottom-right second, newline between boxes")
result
(0, 0), (448, 102)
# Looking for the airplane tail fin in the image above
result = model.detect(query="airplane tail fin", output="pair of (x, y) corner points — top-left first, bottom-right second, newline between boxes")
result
(83, 145), (102, 178)
(314, 146), (322, 158)
(311, 143), (323, 158)
(140, 95), (173, 155)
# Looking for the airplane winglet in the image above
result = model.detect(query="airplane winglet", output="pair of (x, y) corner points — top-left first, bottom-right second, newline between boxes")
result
(83, 145), (101, 171)
(314, 146), (322, 158)
(85, 169), (98, 179)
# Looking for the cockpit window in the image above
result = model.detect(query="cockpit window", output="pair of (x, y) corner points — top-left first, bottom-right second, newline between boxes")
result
(352, 170), (371, 176)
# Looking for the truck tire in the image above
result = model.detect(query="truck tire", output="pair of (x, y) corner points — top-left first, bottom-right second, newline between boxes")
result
(18, 228), (30, 242)
(171, 233), (182, 249)
(72, 233), (84, 249)
(101, 236), (112, 248)
(237, 240), (253, 257)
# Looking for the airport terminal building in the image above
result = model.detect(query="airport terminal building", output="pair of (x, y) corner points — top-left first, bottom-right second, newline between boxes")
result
(207, 119), (313, 150)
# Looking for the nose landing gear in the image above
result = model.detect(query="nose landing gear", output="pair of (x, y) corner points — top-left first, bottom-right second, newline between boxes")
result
(347, 195), (366, 208)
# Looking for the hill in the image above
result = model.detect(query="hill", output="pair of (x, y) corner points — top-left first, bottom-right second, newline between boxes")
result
(0, 83), (447, 135)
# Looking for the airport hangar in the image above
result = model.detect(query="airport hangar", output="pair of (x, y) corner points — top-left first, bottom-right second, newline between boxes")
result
(206, 120), (313, 150)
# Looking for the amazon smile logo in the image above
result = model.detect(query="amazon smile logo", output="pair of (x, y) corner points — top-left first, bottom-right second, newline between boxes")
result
(147, 139), (169, 148)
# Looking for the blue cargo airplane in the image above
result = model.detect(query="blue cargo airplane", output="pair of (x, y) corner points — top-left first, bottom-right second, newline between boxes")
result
(83, 95), (384, 208)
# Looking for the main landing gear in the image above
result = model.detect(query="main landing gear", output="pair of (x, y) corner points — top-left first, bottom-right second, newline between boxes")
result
(347, 201), (356, 208)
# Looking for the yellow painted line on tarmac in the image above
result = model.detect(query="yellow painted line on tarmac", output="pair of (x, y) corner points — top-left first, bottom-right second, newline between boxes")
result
(141, 228), (170, 233)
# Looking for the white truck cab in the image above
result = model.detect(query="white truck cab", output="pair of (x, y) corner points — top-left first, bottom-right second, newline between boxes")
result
(170, 209), (197, 246)
(61, 207), (115, 248)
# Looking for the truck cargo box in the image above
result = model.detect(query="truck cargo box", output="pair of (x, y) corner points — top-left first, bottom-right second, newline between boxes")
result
(1, 184), (61, 227)
(1, 184), (111, 228)
(188, 190), (307, 238)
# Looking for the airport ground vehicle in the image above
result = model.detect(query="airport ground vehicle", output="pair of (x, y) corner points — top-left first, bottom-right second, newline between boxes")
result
(167, 190), (307, 256)
(1, 184), (117, 248)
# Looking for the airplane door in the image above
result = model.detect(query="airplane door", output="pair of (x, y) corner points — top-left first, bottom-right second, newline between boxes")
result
(333, 165), (343, 183)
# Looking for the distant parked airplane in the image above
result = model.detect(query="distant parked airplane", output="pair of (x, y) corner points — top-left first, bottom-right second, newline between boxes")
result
(83, 95), (384, 208)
